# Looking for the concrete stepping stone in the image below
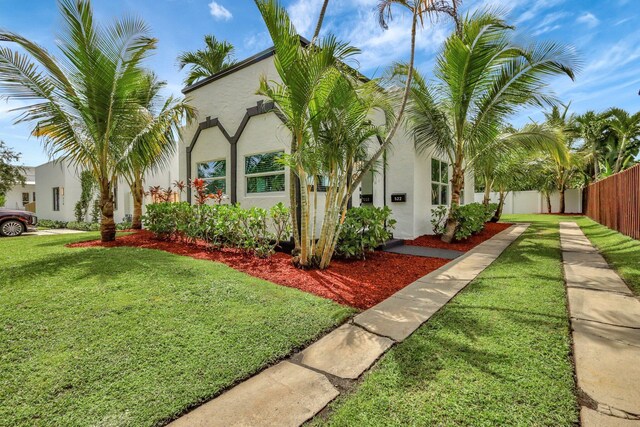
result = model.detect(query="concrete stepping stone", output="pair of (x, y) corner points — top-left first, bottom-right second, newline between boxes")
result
(298, 324), (393, 379)
(567, 288), (640, 328)
(563, 250), (611, 269)
(353, 295), (445, 341)
(168, 361), (339, 427)
(394, 278), (468, 303)
(581, 408), (640, 426)
(572, 320), (640, 417)
(564, 262), (632, 294)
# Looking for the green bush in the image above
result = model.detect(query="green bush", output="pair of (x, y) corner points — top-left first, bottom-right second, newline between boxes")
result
(335, 206), (396, 260)
(37, 219), (68, 229)
(142, 202), (292, 258)
(66, 221), (100, 231)
(117, 221), (132, 230)
(430, 202), (498, 241)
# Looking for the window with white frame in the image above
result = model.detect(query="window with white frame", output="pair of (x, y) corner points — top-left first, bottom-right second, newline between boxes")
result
(431, 158), (449, 205)
(197, 159), (226, 193)
(245, 151), (285, 193)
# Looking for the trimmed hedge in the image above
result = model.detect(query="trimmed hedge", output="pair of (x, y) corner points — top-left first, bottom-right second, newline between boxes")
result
(431, 202), (498, 241)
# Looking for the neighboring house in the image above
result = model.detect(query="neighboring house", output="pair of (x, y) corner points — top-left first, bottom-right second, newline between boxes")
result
(1, 166), (36, 211)
(35, 157), (179, 223)
(179, 46), (474, 239)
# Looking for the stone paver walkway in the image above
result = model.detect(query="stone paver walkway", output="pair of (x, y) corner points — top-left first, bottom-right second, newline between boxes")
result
(560, 222), (640, 426)
(168, 224), (529, 427)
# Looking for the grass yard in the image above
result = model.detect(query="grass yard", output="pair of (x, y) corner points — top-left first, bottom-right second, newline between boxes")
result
(0, 233), (354, 427)
(315, 216), (580, 426)
(503, 214), (640, 294)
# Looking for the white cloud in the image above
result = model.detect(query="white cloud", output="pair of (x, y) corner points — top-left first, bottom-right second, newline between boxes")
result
(576, 12), (599, 28)
(208, 1), (232, 21)
(287, 0), (323, 36)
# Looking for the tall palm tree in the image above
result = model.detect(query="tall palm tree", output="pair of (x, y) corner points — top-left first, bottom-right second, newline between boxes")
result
(602, 108), (640, 174)
(0, 0), (187, 241)
(255, 0), (362, 267)
(178, 35), (236, 86)
(575, 110), (604, 181)
(399, 10), (578, 242)
(121, 73), (195, 229)
(542, 105), (584, 213)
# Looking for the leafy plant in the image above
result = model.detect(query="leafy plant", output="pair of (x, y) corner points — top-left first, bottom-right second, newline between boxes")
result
(431, 203), (497, 241)
(90, 200), (101, 224)
(117, 221), (133, 231)
(37, 219), (68, 229)
(66, 221), (100, 231)
(335, 206), (396, 260)
(74, 171), (95, 222)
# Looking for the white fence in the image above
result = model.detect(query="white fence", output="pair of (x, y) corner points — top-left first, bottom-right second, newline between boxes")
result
(473, 189), (583, 214)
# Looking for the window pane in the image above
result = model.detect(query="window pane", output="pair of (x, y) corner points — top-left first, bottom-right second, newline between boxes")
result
(431, 183), (440, 205)
(440, 162), (448, 183)
(205, 179), (226, 193)
(245, 152), (284, 174)
(198, 160), (226, 178)
(247, 174), (285, 193)
(431, 158), (440, 182)
(440, 184), (448, 205)
(316, 175), (329, 192)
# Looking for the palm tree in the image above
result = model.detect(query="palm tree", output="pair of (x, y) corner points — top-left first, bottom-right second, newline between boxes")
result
(121, 73), (195, 229)
(0, 0), (186, 241)
(399, 10), (578, 242)
(601, 108), (640, 174)
(575, 110), (605, 181)
(542, 105), (584, 213)
(178, 35), (236, 86)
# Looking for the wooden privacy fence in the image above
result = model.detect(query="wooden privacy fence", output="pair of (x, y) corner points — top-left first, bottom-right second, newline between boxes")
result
(584, 163), (640, 240)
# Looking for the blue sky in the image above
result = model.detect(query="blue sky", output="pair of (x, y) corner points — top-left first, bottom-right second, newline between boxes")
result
(1, 0), (639, 166)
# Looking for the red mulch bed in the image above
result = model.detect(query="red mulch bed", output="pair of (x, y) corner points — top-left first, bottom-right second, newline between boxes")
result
(68, 231), (449, 310)
(404, 222), (513, 252)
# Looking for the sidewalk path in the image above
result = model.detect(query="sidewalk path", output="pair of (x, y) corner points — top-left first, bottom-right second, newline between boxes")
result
(169, 224), (529, 427)
(560, 222), (640, 426)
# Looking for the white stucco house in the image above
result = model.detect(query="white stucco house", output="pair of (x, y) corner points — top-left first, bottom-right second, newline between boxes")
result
(178, 45), (474, 239)
(1, 166), (36, 211)
(35, 157), (179, 223)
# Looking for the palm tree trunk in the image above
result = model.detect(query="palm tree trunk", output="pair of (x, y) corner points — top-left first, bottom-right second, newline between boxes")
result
(559, 187), (566, 214)
(311, 0), (330, 44)
(546, 192), (552, 213)
(441, 164), (464, 243)
(99, 180), (116, 242)
(491, 191), (505, 222)
(289, 136), (300, 254)
(482, 178), (493, 206)
(132, 177), (144, 229)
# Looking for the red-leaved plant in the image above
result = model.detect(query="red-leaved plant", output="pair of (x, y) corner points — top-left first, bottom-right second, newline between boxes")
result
(191, 178), (213, 206)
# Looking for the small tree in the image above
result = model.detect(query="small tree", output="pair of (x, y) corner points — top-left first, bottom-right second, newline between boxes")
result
(74, 170), (95, 222)
(0, 141), (25, 198)
(178, 35), (236, 86)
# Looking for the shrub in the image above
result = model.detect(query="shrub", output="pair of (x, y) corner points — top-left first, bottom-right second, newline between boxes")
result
(430, 202), (498, 241)
(37, 219), (68, 229)
(335, 206), (396, 260)
(117, 221), (132, 230)
(142, 202), (292, 258)
(66, 221), (100, 231)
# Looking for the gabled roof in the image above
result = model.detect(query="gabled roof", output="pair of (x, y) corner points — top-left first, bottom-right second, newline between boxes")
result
(181, 36), (369, 95)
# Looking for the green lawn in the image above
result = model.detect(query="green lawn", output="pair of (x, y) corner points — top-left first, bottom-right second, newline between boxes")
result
(315, 216), (580, 426)
(503, 214), (640, 294)
(0, 233), (353, 427)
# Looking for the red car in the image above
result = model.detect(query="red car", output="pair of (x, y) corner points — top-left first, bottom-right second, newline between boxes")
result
(0, 209), (38, 237)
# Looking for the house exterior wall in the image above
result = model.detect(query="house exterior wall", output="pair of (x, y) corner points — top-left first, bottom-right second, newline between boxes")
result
(181, 50), (475, 239)
(2, 166), (36, 210)
(35, 155), (179, 223)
